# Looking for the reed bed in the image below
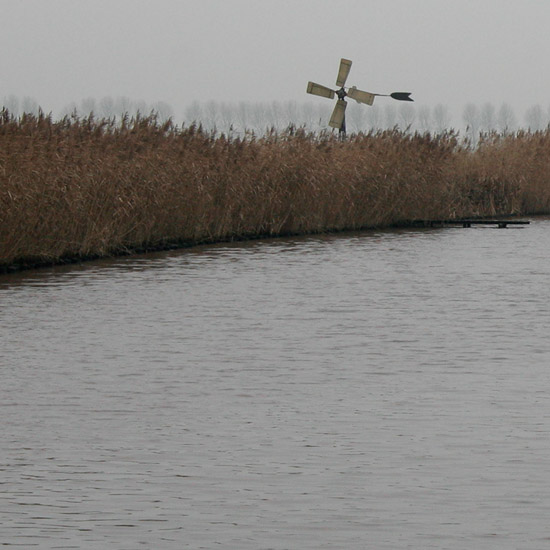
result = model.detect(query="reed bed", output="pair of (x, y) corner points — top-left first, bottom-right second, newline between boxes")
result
(2, 109), (550, 269)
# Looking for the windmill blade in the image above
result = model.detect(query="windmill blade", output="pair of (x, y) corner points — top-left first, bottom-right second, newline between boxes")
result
(347, 86), (375, 106)
(390, 92), (414, 102)
(336, 58), (352, 87)
(306, 81), (336, 100)
(328, 99), (347, 129)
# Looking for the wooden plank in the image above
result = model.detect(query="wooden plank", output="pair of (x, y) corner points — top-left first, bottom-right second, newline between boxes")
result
(421, 219), (530, 228)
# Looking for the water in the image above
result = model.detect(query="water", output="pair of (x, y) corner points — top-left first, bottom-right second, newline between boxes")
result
(2, 218), (550, 549)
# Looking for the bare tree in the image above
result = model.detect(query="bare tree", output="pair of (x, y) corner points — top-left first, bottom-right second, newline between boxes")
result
(204, 100), (219, 132)
(384, 104), (397, 129)
(2, 94), (20, 116)
(219, 102), (234, 134)
(366, 104), (383, 131)
(60, 102), (78, 118)
(99, 96), (115, 118)
(347, 101), (367, 133)
(480, 102), (497, 132)
(81, 97), (97, 116)
(524, 104), (545, 131)
(249, 103), (267, 134)
(134, 100), (149, 117)
(114, 96), (132, 117)
(316, 103), (332, 132)
(21, 96), (39, 115)
(236, 101), (249, 133)
(417, 105), (431, 133)
(185, 100), (202, 124)
(283, 101), (299, 129)
(432, 104), (451, 133)
(151, 101), (174, 123)
(398, 103), (416, 132)
(497, 103), (517, 134)
(463, 103), (480, 145)
(269, 101), (285, 131)
(300, 102), (316, 130)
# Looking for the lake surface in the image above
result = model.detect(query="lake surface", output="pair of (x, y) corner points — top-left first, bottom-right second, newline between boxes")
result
(2, 218), (550, 549)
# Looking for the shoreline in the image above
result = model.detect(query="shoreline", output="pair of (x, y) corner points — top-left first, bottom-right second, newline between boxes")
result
(0, 214), (535, 275)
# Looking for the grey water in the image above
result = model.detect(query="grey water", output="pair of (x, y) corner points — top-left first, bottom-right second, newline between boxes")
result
(1, 218), (550, 549)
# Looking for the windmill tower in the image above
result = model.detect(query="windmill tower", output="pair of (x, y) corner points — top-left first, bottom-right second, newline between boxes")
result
(307, 58), (413, 135)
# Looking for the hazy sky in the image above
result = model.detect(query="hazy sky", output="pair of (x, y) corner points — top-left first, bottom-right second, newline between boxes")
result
(3, 0), (550, 124)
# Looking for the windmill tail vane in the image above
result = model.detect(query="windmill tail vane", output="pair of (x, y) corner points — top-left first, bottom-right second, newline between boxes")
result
(306, 58), (413, 133)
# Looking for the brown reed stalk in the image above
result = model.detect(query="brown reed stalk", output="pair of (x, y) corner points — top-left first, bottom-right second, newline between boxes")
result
(1, 110), (550, 269)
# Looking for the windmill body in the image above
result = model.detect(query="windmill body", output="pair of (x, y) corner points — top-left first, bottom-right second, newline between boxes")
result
(307, 58), (413, 135)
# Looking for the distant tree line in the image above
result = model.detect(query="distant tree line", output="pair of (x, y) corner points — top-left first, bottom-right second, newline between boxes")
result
(1, 94), (174, 122)
(4, 93), (550, 138)
(184, 100), (550, 140)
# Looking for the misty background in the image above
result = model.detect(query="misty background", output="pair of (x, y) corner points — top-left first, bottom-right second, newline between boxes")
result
(3, 0), (550, 137)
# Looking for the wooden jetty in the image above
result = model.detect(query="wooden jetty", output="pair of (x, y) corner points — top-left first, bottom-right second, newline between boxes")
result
(414, 219), (530, 229)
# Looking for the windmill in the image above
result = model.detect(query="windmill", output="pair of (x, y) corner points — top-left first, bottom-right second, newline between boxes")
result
(307, 58), (413, 135)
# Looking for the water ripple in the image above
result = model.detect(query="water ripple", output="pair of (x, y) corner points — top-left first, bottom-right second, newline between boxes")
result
(1, 220), (550, 548)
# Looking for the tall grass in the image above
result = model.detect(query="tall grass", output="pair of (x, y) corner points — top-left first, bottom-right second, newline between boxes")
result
(1, 109), (550, 268)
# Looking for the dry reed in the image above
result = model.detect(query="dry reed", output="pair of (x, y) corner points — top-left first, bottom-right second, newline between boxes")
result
(1, 109), (550, 269)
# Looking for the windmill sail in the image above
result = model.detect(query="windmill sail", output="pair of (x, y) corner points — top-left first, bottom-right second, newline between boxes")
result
(347, 86), (375, 106)
(306, 82), (335, 99)
(329, 100), (347, 129)
(335, 58), (352, 87)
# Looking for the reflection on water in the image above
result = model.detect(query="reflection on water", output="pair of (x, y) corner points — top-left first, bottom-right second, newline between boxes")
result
(2, 219), (550, 549)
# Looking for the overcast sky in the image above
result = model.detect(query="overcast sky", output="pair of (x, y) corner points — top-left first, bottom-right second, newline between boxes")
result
(2, 0), (550, 125)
